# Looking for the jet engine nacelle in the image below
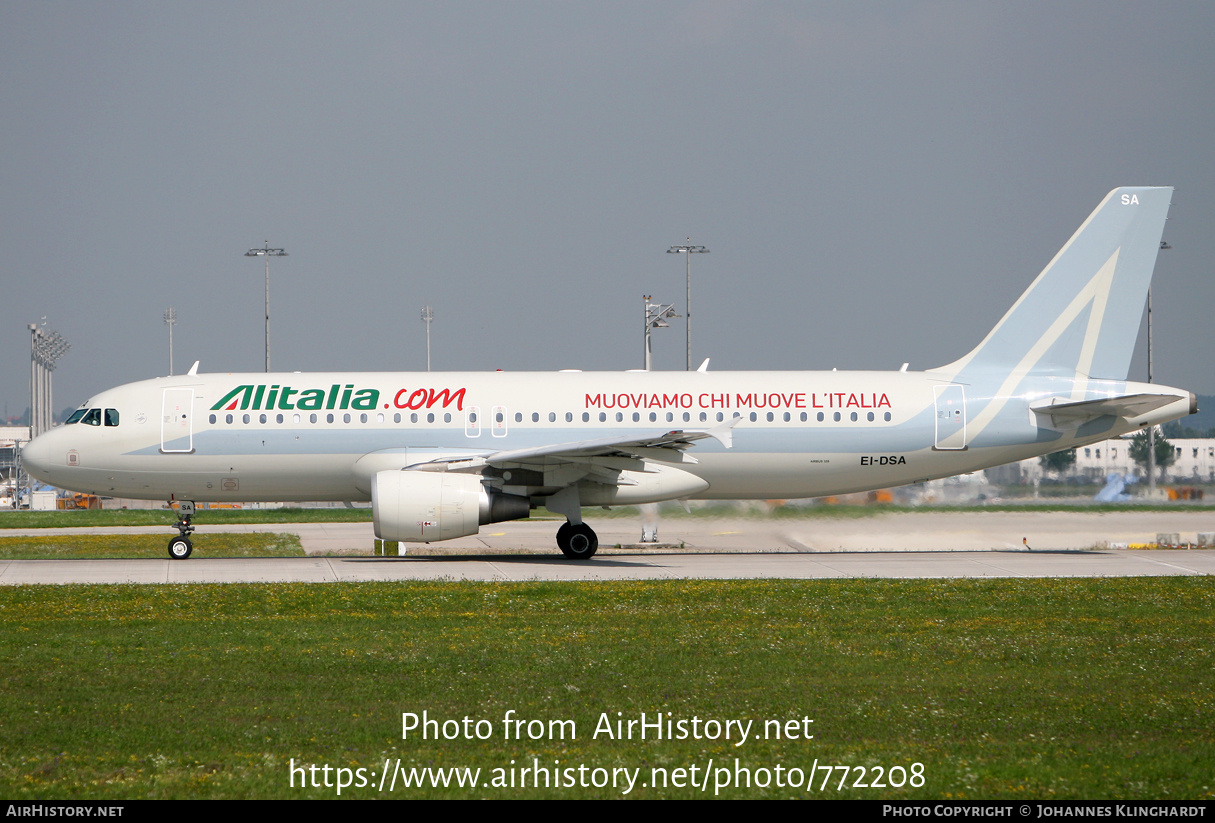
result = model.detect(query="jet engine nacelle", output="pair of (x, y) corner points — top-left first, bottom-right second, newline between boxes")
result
(371, 470), (530, 543)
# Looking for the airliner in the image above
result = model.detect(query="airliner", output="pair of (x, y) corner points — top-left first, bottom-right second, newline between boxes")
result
(21, 187), (1196, 560)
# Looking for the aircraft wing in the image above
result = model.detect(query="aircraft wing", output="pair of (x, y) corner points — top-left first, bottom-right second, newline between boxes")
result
(405, 417), (738, 473)
(1031, 393), (1182, 427)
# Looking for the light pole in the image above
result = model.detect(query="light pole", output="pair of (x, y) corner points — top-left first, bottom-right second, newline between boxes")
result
(421, 306), (434, 372)
(643, 295), (679, 371)
(245, 241), (287, 372)
(28, 322), (70, 439)
(163, 307), (177, 376)
(1147, 239), (1171, 494)
(667, 240), (709, 370)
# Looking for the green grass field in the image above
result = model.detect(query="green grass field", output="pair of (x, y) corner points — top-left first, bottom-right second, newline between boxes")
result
(1, 578), (1211, 799)
(0, 507), (372, 529)
(0, 533), (304, 559)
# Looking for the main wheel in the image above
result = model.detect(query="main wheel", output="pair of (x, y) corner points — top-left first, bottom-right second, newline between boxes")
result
(168, 535), (193, 560)
(557, 522), (598, 560)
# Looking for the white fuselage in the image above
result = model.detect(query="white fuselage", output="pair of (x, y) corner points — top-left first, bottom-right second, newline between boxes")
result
(21, 368), (1193, 505)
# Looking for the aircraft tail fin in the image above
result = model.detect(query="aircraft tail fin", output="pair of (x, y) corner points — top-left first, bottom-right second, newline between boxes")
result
(932, 187), (1172, 384)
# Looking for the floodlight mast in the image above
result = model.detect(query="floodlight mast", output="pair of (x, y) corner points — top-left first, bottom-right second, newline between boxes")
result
(163, 307), (177, 376)
(421, 306), (435, 372)
(643, 295), (679, 371)
(245, 241), (287, 372)
(1147, 239), (1171, 494)
(667, 240), (708, 371)
(28, 322), (70, 439)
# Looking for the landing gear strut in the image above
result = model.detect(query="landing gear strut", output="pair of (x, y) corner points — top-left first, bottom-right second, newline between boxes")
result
(556, 521), (598, 560)
(168, 500), (196, 559)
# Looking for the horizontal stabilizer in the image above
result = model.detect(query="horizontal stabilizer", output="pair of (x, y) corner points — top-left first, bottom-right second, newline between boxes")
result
(1031, 393), (1182, 427)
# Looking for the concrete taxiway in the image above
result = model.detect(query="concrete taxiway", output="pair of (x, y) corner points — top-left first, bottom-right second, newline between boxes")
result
(1, 509), (1213, 554)
(0, 548), (1213, 584)
(0, 510), (1212, 583)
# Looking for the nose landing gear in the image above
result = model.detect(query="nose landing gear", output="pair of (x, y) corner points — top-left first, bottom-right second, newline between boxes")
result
(168, 500), (195, 559)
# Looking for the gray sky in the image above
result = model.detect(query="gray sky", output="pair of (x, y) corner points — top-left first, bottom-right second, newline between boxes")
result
(3, 1), (1213, 420)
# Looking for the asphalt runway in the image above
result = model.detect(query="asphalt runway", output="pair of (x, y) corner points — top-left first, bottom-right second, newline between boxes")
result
(1, 510), (1212, 583)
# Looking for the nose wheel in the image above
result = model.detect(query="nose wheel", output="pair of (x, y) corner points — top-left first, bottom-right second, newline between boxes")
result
(556, 521), (598, 560)
(168, 500), (196, 559)
(168, 535), (193, 559)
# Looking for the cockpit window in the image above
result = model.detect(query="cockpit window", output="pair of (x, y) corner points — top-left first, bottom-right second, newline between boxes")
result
(65, 409), (87, 425)
(81, 409), (102, 426)
(104, 409), (119, 427)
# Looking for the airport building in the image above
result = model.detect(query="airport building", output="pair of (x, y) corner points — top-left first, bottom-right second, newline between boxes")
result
(0, 426), (31, 508)
(987, 436), (1215, 487)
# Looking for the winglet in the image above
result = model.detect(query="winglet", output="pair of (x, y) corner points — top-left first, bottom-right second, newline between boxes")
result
(704, 415), (741, 449)
(187, 361), (200, 376)
(697, 358), (710, 372)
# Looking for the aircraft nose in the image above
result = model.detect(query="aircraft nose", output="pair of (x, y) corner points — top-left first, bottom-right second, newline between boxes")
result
(21, 432), (58, 482)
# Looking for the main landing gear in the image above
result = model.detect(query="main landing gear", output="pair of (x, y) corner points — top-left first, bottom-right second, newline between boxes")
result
(544, 488), (598, 559)
(168, 500), (196, 560)
(556, 521), (598, 560)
